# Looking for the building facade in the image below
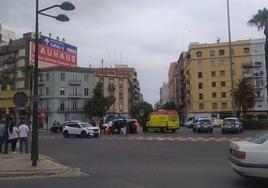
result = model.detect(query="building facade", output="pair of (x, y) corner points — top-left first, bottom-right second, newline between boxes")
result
(94, 65), (142, 117)
(38, 66), (95, 128)
(179, 39), (268, 118)
(159, 82), (169, 106)
(168, 62), (177, 103)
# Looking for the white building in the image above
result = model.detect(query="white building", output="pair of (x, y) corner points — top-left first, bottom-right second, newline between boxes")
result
(160, 82), (169, 106)
(0, 24), (15, 46)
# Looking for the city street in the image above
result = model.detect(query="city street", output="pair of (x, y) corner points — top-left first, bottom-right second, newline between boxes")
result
(0, 127), (267, 188)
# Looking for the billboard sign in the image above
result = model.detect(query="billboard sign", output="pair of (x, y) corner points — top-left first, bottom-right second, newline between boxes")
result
(30, 35), (77, 67)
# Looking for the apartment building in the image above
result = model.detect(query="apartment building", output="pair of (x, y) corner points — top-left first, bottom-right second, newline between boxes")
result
(168, 62), (177, 103)
(180, 39), (267, 118)
(159, 82), (169, 106)
(94, 65), (142, 117)
(38, 66), (95, 128)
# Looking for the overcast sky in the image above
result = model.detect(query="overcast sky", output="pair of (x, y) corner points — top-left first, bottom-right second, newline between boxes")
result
(0, 0), (267, 104)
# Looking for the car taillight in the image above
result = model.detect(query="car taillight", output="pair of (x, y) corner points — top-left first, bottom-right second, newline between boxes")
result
(231, 149), (246, 160)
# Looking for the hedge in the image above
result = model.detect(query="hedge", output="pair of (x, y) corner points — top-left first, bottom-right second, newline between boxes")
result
(241, 119), (268, 130)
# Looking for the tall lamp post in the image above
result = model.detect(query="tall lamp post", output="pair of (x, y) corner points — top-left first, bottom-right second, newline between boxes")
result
(227, 0), (236, 117)
(32, 0), (75, 166)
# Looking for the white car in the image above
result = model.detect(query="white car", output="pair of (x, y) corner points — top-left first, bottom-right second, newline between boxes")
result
(222, 117), (243, 134)
(63, 121), (100, 138)
(229, 131), (268, 178)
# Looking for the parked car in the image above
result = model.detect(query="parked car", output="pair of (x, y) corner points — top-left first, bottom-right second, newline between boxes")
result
(193, 118), (213, 133)
(222, 117), (243, 134)
(63, 121), (100, 138)
(50, 123), (63, 133)
(229, 131), (268, 178)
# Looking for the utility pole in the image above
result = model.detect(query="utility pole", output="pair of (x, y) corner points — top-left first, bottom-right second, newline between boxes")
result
(227, 0), (236, 117)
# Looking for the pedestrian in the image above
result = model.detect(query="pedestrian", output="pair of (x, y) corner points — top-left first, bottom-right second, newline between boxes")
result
(8, 123), (18, 152)
(0, 120), (5, 153)
(18, 119), (30, 154)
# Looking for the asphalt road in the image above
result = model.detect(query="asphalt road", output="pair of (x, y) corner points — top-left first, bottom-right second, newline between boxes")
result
(0, 127), (267, 188)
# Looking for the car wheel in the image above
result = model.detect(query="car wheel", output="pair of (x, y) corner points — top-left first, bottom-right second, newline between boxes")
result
(171, 129), (176, 133)
(222, 130), (225, 134)
(63, 131), (69, 138)
(56, 128), (61, 133)
(81, 131), (87, 138)
(193, 128), (196, 133)
(210, 129), (213, 133)
(196, 128), (199, 133)
(94, 134), (99, 138)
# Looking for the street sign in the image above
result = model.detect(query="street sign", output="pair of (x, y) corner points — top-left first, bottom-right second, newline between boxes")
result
(13, 92), (28, 108)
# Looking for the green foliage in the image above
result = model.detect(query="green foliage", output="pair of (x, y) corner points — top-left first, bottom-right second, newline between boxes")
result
(233, 78), (256, 117)
(131, 101), (153, 126)
(241, 119), (268, 130)
(84, 82), (115, 118)
(0, 73), (13, 90)
(248, 8), (268, 31)
(161, 101), (177, 110)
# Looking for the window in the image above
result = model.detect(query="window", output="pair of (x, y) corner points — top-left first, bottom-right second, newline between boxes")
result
(220, 70), (225, 76)
(84, 88), (89, 96)
(211, 71), (216, 77)
(119, 79), (123, 88)
(212, 103), (218, 110)
(221, 92), (226, 98)
(46, 73), (49, 81)
(15, 80), (24, 89)
(198, 72), (202, 79)
(72, 74), (78, 82)
(222, 103), (227, 109)
(221, 81), (226, 87)
(199, 103), (204, 110)
(60, 72), (65, 81)
(209, 50), (215, 56)
(60, 88), (65, 96)
(219, 49), (225, 56)
(16, 59), (25, 68)
(84, 75), (89, 82)
(39, 74), (43, 82)
(18, 49), (26, 57)
(119, 103), (124, 112)
(73, 87), (78, 96)
(219, 60), (224, 66)
(196, 51), (202, 57)
(198, 82), (203, 89)
(212, 92), (217, 98)
(39, 88), (43, 96)
(199, 93), (203, 100)
(212, 82), (216, 87)
(244, 47), (250, 54)
(72, 100), (77, 111)
(46, 87), (49, 95)
(255, 62), (262, 66)
(99, 78), (104, 84)
(60, 100), (65, 111)
(210, 60), (216, 66)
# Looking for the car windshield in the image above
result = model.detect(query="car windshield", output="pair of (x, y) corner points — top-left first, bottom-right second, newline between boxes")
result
(251, 131), (268, 144)
(81, 123), (92, 128)
(199, 120), (210, 124)
(224, 119), (236, 124)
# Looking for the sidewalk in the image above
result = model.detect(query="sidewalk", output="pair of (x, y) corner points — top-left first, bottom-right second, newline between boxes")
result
(0, 152), (87, 180)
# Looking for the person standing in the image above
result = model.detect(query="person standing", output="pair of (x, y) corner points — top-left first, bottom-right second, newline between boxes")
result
(8, 123), (18, 152)
(0, 120), (5, 153)
(18, 119), (30, 154)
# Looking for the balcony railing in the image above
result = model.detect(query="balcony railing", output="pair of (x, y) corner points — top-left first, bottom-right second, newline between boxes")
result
(243, 72), (264, 78)
(108, 84), (116, 91)
(256, 95), (265, 101)
(69, 93), (82, 98)
(69, 79), (81, 85)
(57, 108), (84, 113)
(243, 62), (262, 68)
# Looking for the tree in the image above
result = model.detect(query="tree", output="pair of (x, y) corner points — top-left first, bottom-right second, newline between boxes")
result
(84, 82), (114, 122)
(161, 101), (177, 110)
(0, 73), (13, 90)
(248, 8), (268, 91)
(233, 79), (256, 117)
(131, 101), (153, 126)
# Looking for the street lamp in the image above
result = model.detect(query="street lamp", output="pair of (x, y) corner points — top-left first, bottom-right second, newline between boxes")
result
(32, 0), (75, 167)
(227, 0), (236, 117)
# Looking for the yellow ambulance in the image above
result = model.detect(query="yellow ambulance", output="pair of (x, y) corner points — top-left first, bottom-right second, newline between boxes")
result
(145, 110), (180, 133)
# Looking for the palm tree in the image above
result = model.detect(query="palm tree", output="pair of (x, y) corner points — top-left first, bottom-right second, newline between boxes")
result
(21, 65), (34, 117)
(0, 73), (13, 90)
(248, 8), (268, 90)
(233, 79), (256, 117)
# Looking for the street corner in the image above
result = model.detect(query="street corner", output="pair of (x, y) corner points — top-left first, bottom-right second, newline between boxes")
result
(0, 153), (88, 180)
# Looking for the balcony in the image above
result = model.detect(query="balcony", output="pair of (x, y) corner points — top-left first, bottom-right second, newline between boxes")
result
(243, 72), (264, 79)
(69, 93), (82, 98)
(256, 95), (265, 101)
(243, 62), (262, 68)
(253, 85), (264, 90)
(57, 108), (84, 113)
(108, 84), (116, 91)
(69, 79), (81, 85)
(38, 79), (45, 86)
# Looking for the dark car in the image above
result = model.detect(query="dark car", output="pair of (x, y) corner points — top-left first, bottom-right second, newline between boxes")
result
(50, 122), (63, 133)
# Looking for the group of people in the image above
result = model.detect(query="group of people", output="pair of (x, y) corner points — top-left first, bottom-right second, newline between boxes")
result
(0, 119), (30, 154)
